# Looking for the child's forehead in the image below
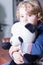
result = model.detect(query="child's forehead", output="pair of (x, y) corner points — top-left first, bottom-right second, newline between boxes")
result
(19, 7), (26, 12)
(19, 5), (26, 11)
(19, 3), (32, 9)
(19, 3), (34, 14)
(18, 2), (40, 15)
(19, 6), (33, 15)
(19, 6), (26, 15)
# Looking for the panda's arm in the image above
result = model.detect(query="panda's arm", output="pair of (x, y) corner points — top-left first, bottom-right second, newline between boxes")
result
(1, 23), (16, 50)
(2, 25), (14, 50)
(2, 42), (11, 50)
(1, 27), (12, 50)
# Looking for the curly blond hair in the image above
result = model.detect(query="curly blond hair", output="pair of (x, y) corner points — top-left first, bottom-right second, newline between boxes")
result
(16, 0), (43, 23)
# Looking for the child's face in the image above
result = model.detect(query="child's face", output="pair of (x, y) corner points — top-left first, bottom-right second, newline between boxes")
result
(19, 7), (38, 25)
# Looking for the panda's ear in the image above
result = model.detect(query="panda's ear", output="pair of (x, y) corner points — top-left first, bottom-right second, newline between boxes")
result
(25, 23), (36, 33)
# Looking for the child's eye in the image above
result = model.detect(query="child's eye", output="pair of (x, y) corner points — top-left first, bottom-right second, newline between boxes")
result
(21, 16), (24, 17)
(29, 15), (31, 17)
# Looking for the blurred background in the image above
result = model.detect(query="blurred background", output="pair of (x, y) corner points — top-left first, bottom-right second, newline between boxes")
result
(0, 0), (23, 40)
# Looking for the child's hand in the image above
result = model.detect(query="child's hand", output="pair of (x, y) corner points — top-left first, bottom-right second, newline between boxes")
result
(9, 45), (20, 56)
(13, 52), (24, 64)
(9, 46), (24, 64)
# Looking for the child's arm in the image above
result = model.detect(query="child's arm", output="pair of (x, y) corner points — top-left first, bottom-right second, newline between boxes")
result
(30, 23), (43, 55)
(30, 32), (43, 54)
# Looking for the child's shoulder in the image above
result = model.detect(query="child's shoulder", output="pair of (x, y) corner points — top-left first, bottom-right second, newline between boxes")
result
(37, 21), (43, 33)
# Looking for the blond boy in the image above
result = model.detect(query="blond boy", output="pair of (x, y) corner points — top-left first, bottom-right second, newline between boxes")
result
(9, 0), (43, 64)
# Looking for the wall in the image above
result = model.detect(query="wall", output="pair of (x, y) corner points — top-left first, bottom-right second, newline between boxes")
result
(0, 0), (13, 38)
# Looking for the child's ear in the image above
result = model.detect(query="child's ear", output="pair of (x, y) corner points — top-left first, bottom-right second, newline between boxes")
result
(37, 12), (43, 21)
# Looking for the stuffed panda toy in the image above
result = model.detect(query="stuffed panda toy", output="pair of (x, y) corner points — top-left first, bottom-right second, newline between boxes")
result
(10, 21), (36, 63)
(2, 21), (42, 64)
(10, 21), (36, 54)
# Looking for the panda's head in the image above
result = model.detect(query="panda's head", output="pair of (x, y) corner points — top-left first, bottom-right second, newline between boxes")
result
(18, 23), (36, 43)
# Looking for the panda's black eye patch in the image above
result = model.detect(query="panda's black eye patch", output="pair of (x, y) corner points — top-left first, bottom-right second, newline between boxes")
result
(18, 36), (23, 43)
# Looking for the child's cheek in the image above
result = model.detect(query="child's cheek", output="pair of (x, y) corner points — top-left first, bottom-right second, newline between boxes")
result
(27, 16), (37, 25)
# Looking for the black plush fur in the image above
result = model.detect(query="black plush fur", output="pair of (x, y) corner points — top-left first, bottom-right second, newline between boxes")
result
(2, 42), (11, 50)
(25, 23), (36, 33)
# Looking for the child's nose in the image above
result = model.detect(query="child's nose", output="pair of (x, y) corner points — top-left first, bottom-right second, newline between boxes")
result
(25, 17), (28, 22)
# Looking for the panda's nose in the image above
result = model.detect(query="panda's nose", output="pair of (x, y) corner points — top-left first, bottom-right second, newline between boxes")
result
(18, 36), (23, 43)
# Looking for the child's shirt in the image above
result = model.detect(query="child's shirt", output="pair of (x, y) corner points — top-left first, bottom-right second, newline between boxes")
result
(30, 22), (43, 55)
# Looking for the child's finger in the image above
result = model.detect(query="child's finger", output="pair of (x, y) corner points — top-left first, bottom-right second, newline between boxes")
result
(13, 52), (24, 64)
(9, 45), (20, 56)
(19, 50), (24, 56)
